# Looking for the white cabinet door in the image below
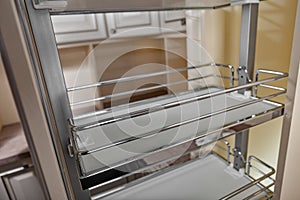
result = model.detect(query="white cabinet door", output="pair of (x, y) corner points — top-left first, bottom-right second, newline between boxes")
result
(0, 179), (9, 200)
(51, 14), (107, 44)
(106, 12), (160, 38)
(3, 168), (45, 200)
(160, 10), (186, 32)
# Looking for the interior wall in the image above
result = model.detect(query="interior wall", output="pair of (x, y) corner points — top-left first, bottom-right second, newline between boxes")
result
(164, 37), (187, 93)
(278, 0), (300, 198)
(220, 0), (298, 175)
(199, 0), (297, 171)
(58, 45), (97, 115)
(0, 56), (20, 126)
(248, 0), (297, 175)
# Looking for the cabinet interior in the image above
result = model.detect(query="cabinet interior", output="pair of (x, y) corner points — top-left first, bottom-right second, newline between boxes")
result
(46, 3), (291, 198)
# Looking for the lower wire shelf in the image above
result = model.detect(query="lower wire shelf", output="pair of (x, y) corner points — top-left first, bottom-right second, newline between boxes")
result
(92, 151), (275, 200)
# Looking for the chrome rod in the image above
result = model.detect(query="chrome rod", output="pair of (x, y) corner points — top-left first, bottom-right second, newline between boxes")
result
(215, 63), (235, 87)
(245, 172), (275, 199)
(254, 68), (288, 97)
(248, 165), (275, 182)
(216, 75), (238, 81)
(70, 74), (216, 106)
(246, 156), (276, 198)
(254, 83), (286, 97)
(67, 63), (234, 93)
(215, 140), (231, 164)
(79, 105), (283, 178)
(242, 182), (274, 200)
(74, 74), (287, 131)
(220, 169), (275, 199)
(67, 63), (212, 92)
(220, 156), (276, 200)
(248, 155), (275, 172)
(72, 64), (235, 120)
(77, 90), (286, 155)
(258, 84), (286, 91)
(256, 69), (288, 77)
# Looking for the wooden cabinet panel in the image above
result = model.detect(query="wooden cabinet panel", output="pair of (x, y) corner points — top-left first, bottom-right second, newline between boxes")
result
(2, 168), (45, 200)
(51, 14), (107, 44)
(160, 10), (186, 32)
(106, 12), (160, 37)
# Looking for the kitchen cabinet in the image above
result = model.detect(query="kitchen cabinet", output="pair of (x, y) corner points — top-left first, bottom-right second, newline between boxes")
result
(51, 14), (107, 44)
(105, 12), (160, 38)
(0, 167), (45, 200)
(160, 10), (186, 33)
(0, 0), (299, 199)
(51, 11), (184, 44)
(0, 178), (10, 200)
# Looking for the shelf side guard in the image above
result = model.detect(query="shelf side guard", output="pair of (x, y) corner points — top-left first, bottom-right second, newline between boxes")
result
(72, 73), (287, 132)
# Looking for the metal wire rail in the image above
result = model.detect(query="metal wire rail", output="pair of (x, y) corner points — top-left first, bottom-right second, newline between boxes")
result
(67, 63), (233, 92)
(69, 67), (287, 175)
(88, 140), (275, 200)
(220, 155), (275, 200)
(69, 68), (287, 132)
(68, 63), (234, 107)
(77, 89), (285, 156)
(79, 105), (283, 180)
(67, 67), (287, 193)
(214, 141), (275, 199)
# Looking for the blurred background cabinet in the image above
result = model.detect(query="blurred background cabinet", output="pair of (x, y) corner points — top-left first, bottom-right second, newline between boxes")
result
(51, 14), (107, 44)
(105, 11), (160, 38)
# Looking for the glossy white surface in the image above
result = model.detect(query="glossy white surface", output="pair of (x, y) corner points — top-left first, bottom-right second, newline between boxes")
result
(100, 154), (266, 200)
(75, 88), (278, 174)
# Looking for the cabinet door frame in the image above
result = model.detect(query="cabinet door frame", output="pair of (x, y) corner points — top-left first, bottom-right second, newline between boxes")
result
(160, 10), (186, 33)
(1, 167), (45, 200)
(106, 11), (160, 38)
(51, 14), (107, 44)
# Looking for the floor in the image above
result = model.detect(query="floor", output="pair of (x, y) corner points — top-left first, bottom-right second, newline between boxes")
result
(0, 123), (29, 166)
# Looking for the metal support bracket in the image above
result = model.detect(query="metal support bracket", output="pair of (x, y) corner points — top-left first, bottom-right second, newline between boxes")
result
(237, 65), (252, 94)
(234, 3), (259, 171)
(233, 148), (246, 170)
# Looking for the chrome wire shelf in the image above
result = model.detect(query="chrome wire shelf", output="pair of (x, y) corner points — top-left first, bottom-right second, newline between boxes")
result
(47, 0), (260, 14)
(66, 65), (287, 191)
(90, 140), (275, 200)
(68, 63), (234, 108)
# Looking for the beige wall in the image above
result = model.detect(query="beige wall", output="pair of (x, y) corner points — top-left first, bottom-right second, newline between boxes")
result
(0, 56), (20, 126)
(279, 0), (300, 198)
(208, 0), (297, 175)
(248, 0), (297, 176)
(58, 45), (98, 115)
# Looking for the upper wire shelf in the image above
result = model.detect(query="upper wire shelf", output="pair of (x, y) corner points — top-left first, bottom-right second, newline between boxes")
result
(48, 0), (260, 14)
(66, 65), (288, 185)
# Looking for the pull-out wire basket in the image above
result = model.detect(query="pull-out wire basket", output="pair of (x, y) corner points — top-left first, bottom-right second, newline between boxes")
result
(92, 140), (275, 200)
(66, 63), (287, 193)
